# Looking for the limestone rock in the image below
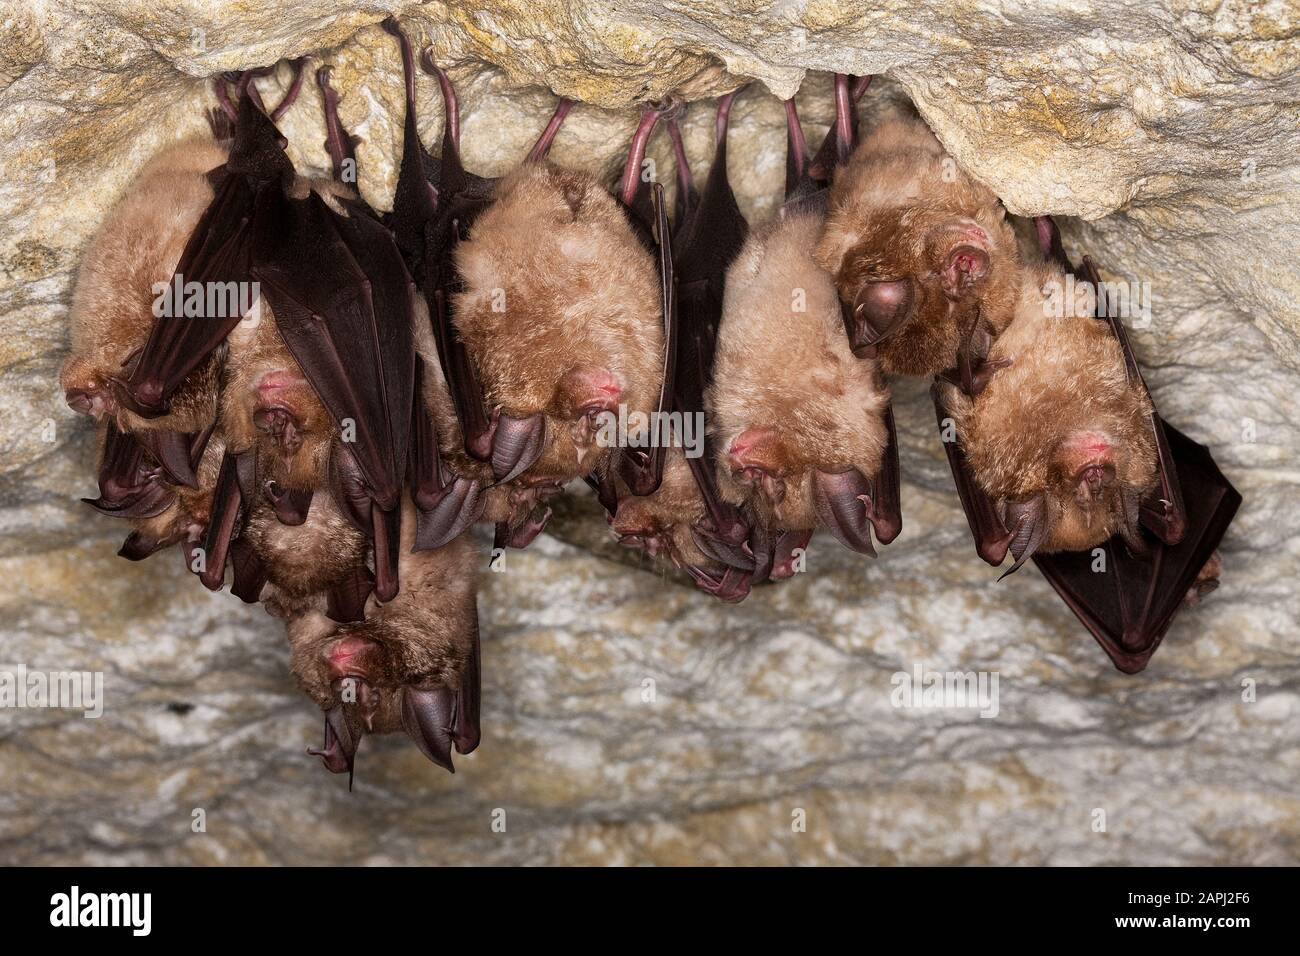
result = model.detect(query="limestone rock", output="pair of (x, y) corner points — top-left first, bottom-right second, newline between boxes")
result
(0, 0), (1296, 865)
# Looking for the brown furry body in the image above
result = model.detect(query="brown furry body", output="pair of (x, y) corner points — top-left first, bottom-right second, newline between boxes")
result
(815, 115), (1021, 376)
(60, 137), (229, 433)
(709, 211), (890, 530)
(944, 262), (1158, 552)
(451, 163), (664, 486)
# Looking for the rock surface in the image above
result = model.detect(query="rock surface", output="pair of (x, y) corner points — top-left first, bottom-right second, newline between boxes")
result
(0, 1), (1296, 865)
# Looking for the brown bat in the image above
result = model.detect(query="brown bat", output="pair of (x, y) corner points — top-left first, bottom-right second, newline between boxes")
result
(706, 81), (899, 563)
(383, 18), (672, 554)
(934, 216), (1240, 671)
(604, 91), (759, 601)
(286, 499), (481, 779)
(936, 258), (1159, 570)
(815, 111), (1023, 376)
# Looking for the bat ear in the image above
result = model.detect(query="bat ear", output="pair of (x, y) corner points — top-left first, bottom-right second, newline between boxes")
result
(401, 686), (458, 773)
(117, 529), (171, 561)
(941, 243), (990, 299)
(997, 494), (1049, 579)
(488, 411), (546, 484)
(847, 278), (914, 357)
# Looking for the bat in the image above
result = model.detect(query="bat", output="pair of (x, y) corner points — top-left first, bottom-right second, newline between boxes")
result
(114, 69), (419, 603)
(933, 216), (1241, 671)
(814, 111), (1023, 376)
(606, 91), (765, 602)
(935, 257), (1160, 569)
(707, 79), (901, 563)
(63, 66), (307, 563)
(383, 18), (671, 554)
(287, 499), (481, 779)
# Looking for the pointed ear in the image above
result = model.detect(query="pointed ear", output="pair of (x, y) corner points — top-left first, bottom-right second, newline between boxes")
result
(401, 686), (457, 773)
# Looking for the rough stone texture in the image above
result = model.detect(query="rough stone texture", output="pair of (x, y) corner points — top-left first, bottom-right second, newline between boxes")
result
(0, 1), (1297, 865)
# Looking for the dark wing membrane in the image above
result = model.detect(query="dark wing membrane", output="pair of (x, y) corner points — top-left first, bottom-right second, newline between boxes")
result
(1033, 423), (1240, 673)
(932, 381), (1014, 566)
(251, 193), (411, 512)
(122, 97), (294, 416)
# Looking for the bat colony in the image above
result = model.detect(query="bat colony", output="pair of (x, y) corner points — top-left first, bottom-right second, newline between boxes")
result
(59, 19), (1241, 780)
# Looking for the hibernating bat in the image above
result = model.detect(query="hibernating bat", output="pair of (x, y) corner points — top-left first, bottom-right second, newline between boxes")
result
(605, 92), (764, 601)
(114, 72), (418, 604)
(286, 498), (480, 778)
(382, 18), (672, 554)
(815, 111), (1023, 376)
(61, 68), (308, 563)
(708, 77), (901, 563)
(934, 216), (1240, 671)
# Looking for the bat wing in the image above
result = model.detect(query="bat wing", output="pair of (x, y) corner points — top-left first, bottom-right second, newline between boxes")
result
(616, 182), (677, 496)
(251, 193), (415, 600)
(120, 96), (292, 416)
(1033, 423), (1240, 673)
(197, 450), (256, 591)
(665, 95), (771, 591)
(408, 355), (486, 550)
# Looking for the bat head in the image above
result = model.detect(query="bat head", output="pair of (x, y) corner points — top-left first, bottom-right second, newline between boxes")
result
(820, 206), (1019, 376)
(609, 450), (757, 601)
(815, 116), (1020, 376)
(291, 616), (478, 778)
(222, 311), (336, 498)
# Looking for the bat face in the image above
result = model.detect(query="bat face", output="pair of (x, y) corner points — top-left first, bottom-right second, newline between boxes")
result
(451, 164), (665, 489)
(610, 449), (713, 568)
(950, 262), (1159, 554)
(60, 137), (229, 434)
(709, 212), (890, 544)
(287, 504), (480, 774)
(814, 117), (1021, 376)
(220, 308), (337, 496)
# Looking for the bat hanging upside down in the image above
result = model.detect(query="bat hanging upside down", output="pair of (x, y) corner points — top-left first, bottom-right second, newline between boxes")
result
(60, 20), (1244, 793)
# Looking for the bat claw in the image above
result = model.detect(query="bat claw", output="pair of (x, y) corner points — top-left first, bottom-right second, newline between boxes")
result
(308, 706), (361, 781)
(685, 564), (753, 604)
